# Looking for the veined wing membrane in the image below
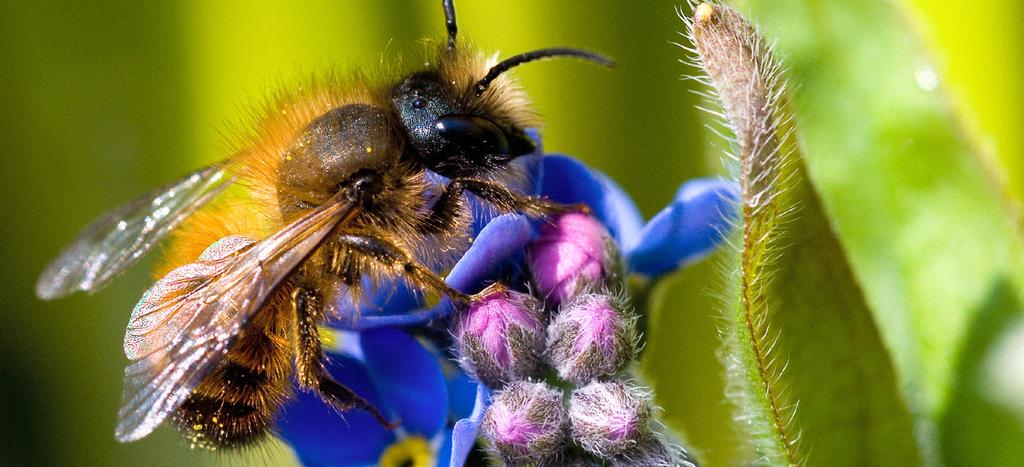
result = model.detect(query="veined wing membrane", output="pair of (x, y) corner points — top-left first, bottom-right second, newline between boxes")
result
(36, 164), (233, 300)
(122, 236), (253, 361)
(115, 193), (358, 442)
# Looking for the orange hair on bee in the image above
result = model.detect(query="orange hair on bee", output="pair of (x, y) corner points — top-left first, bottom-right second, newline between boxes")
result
(153, 197), (265, 279)
(224, 72), (389, 228)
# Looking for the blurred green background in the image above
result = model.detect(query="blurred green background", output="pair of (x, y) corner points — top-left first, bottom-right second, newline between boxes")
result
(0, 1), (1019, 466)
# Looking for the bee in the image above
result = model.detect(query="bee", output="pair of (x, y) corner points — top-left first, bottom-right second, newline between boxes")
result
(35, 0), (610, 451)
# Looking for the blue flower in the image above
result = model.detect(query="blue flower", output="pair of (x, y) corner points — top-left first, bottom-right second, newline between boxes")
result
(277, 327), (484, 466)
(538, 155), (737, 277)
(279, 149), (736, 466)
(437, 156), (735, 466)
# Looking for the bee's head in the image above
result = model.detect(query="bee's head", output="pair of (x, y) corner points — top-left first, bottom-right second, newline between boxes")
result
(390, 0), (612, 179)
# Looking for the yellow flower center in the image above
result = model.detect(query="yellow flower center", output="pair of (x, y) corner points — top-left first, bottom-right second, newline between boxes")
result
(378, 436), (434, 467)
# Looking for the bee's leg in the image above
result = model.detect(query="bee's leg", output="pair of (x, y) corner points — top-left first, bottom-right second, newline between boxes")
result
(291, 286), (397, 429)
(336, 232), (472, 304)
(419, 180), (468, 235)
(292, 286), (328, 389)
(454, 178), (587, 217)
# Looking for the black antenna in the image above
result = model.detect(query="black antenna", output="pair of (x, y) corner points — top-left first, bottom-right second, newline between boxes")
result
(442, 0), (457, 50)
(475, 48), (614, 96)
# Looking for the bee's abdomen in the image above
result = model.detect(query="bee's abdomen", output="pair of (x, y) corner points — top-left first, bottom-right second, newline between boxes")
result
(172, 300), (293, 450)
(173, 392), (269, 450)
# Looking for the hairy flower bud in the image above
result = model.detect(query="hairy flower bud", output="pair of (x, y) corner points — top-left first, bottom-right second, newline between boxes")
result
(527, 212), (618, 305)
(611, 436), (696, 467)
(454, 285), (546, 388)
(547, 294), (636, 384)
(481, 381), (567, 465)
(569, 380), (652, 457)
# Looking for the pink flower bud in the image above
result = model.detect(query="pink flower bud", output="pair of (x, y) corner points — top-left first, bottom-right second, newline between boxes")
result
(547, 294), (636, 384)
(569, 380), (652, 457)
(527, 212), (618, 305)
(454, 286), (546, 388)
(481, 381), (567, 465)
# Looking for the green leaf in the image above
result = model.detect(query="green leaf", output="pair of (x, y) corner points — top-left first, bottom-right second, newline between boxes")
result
(740, 0), (1024, 460)
(685, 4), (921, 464)
(938, 280), (1024, 466)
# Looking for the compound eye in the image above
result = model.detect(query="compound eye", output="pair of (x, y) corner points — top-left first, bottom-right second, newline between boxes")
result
(433, 114), (510, 156)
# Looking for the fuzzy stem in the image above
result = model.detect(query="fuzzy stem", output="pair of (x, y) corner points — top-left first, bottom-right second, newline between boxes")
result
(689, 3), (801, 465)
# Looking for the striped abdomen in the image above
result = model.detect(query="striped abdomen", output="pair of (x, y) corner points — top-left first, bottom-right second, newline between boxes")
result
(172, 296), (294, 450)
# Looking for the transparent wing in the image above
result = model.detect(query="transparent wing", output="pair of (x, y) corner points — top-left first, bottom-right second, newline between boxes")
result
(114, 194), (358, 442)
(122, 236), (253, 361)
(36, 164), (233, 300)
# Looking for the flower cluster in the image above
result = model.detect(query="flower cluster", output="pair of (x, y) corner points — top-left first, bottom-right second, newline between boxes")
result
(456, 212), (692, 466)
(275, 137), (735, 466)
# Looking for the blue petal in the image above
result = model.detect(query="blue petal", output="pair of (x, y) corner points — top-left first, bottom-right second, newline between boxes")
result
(363, 279), (421, 316)
(525, 127), (544, 157)
(522, 128), (545, 196)
(360, 328), (448, 438)
(326, 277), (423, 329)
(539, 155), (644, 248)
(626, 178), (738, 277)
(277, 354), (394, 466)
(405, 213), (534, 322)
(446, 213), (533, 293)
(449, 384), (489, 467)
(436, 430), (455, 467)
(447, 372), (478, 422)
(339, 307), (450, 330)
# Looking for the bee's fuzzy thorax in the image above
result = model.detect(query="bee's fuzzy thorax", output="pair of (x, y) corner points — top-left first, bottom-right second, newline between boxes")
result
(226, 72), (389, 229)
